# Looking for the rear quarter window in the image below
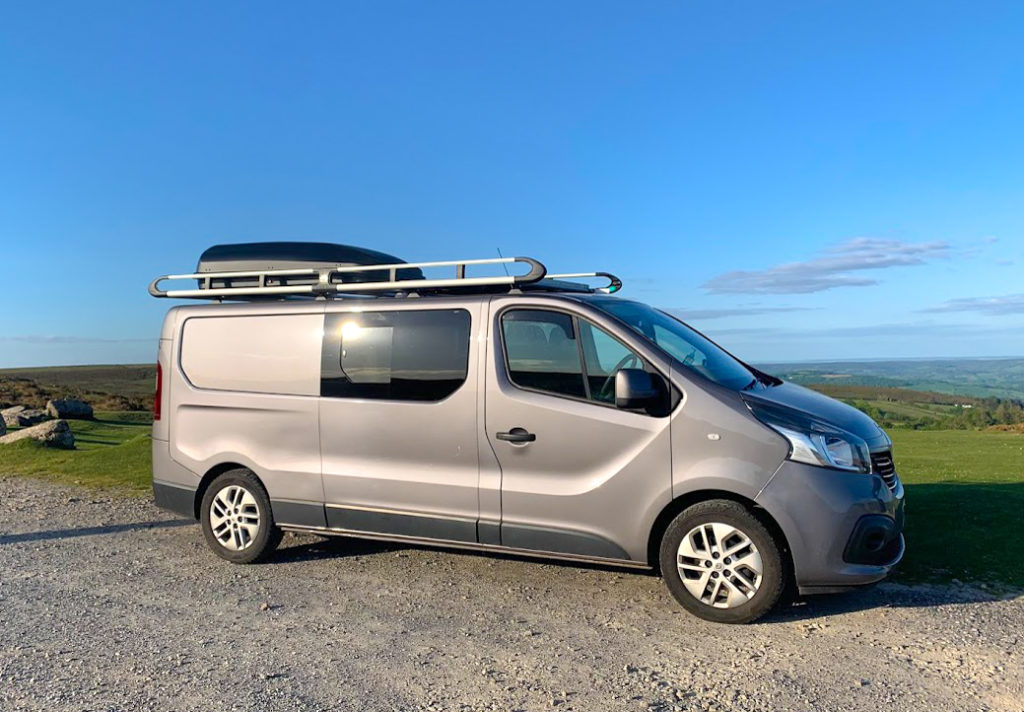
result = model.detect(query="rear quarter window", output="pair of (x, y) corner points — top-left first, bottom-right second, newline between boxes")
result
(179, 314), (322, 395)
(321, 309), (471, 401)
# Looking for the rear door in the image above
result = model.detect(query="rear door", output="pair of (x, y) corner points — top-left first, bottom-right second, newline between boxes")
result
(483, 297), (673, 563)
(319, 300), (483, 542)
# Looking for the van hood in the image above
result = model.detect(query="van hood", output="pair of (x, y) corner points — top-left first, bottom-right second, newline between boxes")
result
(742, 381), (890, 450)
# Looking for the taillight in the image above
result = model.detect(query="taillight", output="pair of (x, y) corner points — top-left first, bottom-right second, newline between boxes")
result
(154, 362), (163, 421)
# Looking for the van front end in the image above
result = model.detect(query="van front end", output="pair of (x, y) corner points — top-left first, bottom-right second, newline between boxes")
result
(742, 386), (905, 594)
(756, 458), (905, 594)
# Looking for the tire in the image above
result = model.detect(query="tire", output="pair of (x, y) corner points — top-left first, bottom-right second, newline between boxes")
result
(200, 469), (283, 564)
(659, 499), (786, 624)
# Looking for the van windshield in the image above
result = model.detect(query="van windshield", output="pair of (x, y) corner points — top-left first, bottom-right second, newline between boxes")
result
(588, 299), (757, 391)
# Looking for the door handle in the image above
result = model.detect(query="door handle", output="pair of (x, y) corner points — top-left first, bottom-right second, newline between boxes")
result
(495, 427), (536, 443)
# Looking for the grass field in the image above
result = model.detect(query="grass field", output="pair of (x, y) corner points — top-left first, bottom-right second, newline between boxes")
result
(0, 412), (152, 491)
(1, 415), (1021, 588)
(889, 429), (1024, 588)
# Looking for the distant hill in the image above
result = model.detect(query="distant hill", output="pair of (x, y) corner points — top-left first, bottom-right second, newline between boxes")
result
(795, 383), (1023, 430)
(757, 358), (1024, 401)
(0, 364), (155, 411)
(3, 358), (1022, 423)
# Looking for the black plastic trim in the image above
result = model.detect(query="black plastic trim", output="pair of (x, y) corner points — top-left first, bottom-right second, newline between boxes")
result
(272, 500), (327, 528)
(512, 257), (547, 284)
(843, 514), (902, 566)
(153, 481), (197, 519)
(501, 523), (631, 560)
(477, 520), (501, 546)
(325, 505), (477, 543)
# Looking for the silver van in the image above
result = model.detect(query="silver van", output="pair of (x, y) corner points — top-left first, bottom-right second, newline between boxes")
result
(149, 243), (904, 623)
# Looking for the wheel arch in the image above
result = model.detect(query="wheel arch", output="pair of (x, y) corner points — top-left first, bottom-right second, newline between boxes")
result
(646, 489), (794, 579)
(193, 462), (257, 519)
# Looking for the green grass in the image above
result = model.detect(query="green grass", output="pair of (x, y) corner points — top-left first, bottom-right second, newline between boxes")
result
(2, 414), (1022, 588)
(0, 412), (152, 492)
(890, 428), (1024, 588)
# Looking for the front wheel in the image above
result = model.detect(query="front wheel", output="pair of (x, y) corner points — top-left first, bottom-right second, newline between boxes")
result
(200, 469), (282, 564)
(659, 499), (787, 624)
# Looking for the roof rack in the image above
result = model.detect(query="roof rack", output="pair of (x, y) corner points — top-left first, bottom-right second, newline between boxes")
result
(542, 272), (622, 294)
(149, 249), (623, 301)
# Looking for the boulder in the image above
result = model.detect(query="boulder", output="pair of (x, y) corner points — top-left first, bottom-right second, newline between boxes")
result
(1, 406), (50, 427)
(1, 405), (26, 427)
(0, 419), (75, 449)
(46, 398), (94, 420)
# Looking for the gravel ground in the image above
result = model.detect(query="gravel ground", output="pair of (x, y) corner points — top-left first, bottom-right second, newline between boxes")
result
(1, 475), (1021, 712)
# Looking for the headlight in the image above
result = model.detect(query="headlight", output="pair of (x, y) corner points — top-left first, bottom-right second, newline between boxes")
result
(745, 400), (871, 473)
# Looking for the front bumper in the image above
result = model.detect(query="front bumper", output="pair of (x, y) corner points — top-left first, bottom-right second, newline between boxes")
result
(755, 460), (905, 594)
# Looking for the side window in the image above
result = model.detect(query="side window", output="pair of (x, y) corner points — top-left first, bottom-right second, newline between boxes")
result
(501, 310), (586, 399)
(578, 320), (644, 404)
(321, 309), (470, 401)
(500, 309), (646, 405)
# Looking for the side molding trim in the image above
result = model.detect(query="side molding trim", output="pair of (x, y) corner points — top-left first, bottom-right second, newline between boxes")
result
(501, 523), (631, 560)
(272, 499), (328, 528)
(324, 504), (477, 543)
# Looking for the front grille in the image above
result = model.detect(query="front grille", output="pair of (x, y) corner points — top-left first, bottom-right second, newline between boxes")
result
(870, 450), (899, 491)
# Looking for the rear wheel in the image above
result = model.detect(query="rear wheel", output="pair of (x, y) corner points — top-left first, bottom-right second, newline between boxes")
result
(200, 469), (282, 564)
(659, 499), (786, 624)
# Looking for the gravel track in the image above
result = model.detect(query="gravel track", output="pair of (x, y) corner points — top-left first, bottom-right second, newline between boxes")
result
(1, 475), (1021, 712)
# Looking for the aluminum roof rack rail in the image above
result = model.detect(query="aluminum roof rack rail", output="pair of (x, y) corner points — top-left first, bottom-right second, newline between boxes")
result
(149, 256), (548, 300)
(542, 272), (622, 294)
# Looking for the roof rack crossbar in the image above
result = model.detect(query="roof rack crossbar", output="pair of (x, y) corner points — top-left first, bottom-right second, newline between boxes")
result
(149, 256), (548, 299)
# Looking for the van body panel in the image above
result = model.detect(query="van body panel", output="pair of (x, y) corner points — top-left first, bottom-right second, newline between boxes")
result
(744, 381), (889, 449)
(167, 303), (324, 508)
(180, 313), (322, 396)
(319, 299), (484, 532)
(171, 397), (323, 504)
(484, 295), (673, 562)
(666, 368), (790, 502)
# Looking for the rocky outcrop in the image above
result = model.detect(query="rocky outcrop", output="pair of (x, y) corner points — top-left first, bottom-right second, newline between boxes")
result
(1, 406), (50, 427)
(2, 405), (27, 427)
(45, 399), (94, 420)
(0, 419), (75, 449)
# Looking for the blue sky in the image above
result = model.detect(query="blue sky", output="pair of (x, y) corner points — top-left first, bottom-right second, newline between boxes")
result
(1, 1), (1022, 368)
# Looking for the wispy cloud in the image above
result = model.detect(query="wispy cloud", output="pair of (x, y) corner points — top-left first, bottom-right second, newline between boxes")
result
(705, 322), (994, 339)
(924, 294), (1024, 316)
(0, 336), (150, 344)
(665, 306), (817, 320)
(702, 238), (949, 295)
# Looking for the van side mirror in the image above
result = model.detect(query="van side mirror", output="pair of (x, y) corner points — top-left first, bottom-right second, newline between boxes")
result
(615, 368), (659, 410)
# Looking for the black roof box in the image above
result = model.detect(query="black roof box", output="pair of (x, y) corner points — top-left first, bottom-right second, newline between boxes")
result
(196, 242), (423, 289)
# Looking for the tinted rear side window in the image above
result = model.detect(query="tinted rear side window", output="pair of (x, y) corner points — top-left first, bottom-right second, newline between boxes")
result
(321, 309), (470, 401)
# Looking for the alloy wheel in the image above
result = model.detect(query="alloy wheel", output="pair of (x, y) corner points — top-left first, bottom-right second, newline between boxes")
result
(209, 485), (261, 551)
(676, 522), (764, 609)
